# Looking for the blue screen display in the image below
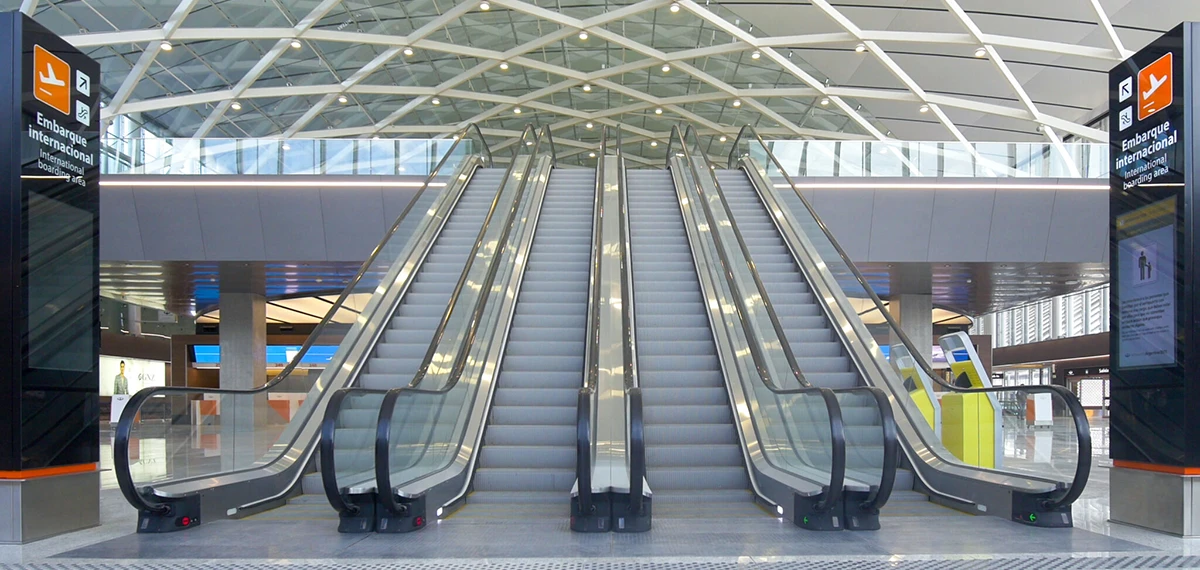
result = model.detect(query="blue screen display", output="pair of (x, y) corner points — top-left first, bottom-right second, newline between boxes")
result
(192, 345), (338, 364)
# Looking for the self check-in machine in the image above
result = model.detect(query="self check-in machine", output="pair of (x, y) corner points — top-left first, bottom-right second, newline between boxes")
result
(888, 343), (941, 434)
(937, 332), (1003, 469)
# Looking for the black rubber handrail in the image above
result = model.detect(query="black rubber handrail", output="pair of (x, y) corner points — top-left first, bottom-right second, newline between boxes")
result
(374, 125), (549, 516)
(113, 124), (492, 516)
(320, 387), (387, 515)
(727, 125), (1091, 511)
(576, 124), (608, 516)
(668, 125), (845, 512)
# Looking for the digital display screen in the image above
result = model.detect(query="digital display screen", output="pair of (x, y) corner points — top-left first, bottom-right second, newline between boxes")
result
(192, 345), (338, 365)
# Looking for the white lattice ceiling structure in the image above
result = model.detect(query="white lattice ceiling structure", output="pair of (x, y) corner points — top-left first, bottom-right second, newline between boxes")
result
(11, 0), (1197, 165)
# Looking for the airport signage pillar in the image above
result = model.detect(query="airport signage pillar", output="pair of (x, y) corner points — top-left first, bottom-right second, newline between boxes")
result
(0, 12), (101, 543)
(1108, 22), (1200, 536)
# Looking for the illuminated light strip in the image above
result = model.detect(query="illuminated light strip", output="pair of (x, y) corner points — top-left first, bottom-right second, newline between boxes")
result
(100, 180), (447, 188)
(775, 183), (1107, 191)
(21, 175), (71, 180)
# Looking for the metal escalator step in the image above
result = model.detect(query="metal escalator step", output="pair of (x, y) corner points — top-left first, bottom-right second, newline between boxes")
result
(646, 466), (749, 491)
(644, 424), (738, 446)
(646, 444), (744, 467)
(471, 468), (576, 492)
(490, 406), (574, 426)
(492, 387), (579, 407)
(478, 445), (574, 469)
(643, 405), (732, 425)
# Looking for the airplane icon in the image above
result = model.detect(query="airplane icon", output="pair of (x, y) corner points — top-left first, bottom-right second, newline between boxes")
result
(1142, 74), (1167, 100)
(33, 45), (72, 116)
(38, 63), (66, 97)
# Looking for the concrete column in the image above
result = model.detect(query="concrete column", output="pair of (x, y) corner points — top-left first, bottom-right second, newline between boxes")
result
(888, 294), (933, 365)
(126, 304), (142, 337)
(218, 264), (266, 470)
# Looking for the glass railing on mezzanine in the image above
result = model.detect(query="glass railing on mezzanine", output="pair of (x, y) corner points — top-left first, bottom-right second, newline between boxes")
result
(754, 140), (1108, 179)
(100, 136), (483, 177)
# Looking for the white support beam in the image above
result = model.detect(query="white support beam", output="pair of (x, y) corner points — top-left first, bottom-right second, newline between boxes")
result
(104, 0), (201, 131)
(19, 0), (39, 15)
(1087, 0), (1134, 60)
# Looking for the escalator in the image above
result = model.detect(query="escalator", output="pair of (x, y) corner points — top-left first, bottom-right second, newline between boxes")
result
(626, 169), (754, 515)
(724, 126), (1092, 527)
(113, 126), (497, 532)
(467, 167), (595, 515)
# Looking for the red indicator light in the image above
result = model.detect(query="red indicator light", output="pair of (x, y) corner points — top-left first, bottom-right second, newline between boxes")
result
(181, 517), (190, 526)
(414, 516), (424, 527)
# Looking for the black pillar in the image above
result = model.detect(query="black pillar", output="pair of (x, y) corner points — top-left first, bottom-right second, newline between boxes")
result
(0, 12), (101, 473)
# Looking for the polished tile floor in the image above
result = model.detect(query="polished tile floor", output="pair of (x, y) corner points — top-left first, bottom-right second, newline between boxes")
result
(1, 419), (1195, 569)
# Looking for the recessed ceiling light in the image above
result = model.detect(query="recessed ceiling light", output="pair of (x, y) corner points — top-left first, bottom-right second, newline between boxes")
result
(230, 101), (242, 110)
(719, 135), (727, 142)
(160, 41), (173, 51)
(403, 47), (414, 56)
(578, 30), (589, 41)
(499, 62), (509, 70)
(669, 2), (680, 12)
(820, 97), (829, 106)
(661, 63), (671, 73)
(373, 135), (381, 140)
(282, 143), (291, 151)
(585, 122), (594, 129)
(480, 0), (490, 10)
(732, 99), (741, 107)
(589, 152), (596, 158)
(919, 104), (929, 113)
(974, 46), (987, 58)
(582, 84), (591, 92)
(432, 98), (441, 105)
(854, 43), (866, 53)
(650, 141), (658, 147)
(655, 107), (663, 115)
(514, 107), (521, 114)
(290, 39), (302, 49)
(751, 50), (761, 60)
(338, 95), (348, 104)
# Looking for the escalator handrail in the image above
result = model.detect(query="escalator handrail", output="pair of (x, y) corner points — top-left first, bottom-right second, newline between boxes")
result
(375, 125), (549, 515)
(577, 125), (608, 514)
(320, 387), (388, 514)
(615, 128), (645, 513)
(669, 125), (845, 510)
(728, 125), (1090, 510)
(113, 123), (491, 515)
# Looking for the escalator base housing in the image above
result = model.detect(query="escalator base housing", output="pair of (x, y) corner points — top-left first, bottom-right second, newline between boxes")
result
(793, 492), (843, 531)
(377, 495), (427, 533)
(610, 493), (651, 533)
(1011, 492), (1073, 528)
(136, 493), (201, 533)
(337, 492), (377, 533)
(570, 493), (612, 532)
(842, 490), (880, 531)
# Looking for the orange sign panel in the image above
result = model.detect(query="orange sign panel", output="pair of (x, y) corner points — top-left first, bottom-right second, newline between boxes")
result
(1138, 52), (1172, 121)
(33, 45), (71, 116)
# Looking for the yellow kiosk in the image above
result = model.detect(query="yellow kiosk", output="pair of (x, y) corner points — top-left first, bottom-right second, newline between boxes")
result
(938, 332), (1002, 468)
(888, 343), (941, 434)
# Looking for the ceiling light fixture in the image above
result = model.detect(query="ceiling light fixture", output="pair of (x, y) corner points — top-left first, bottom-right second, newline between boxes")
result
(589, 152), (596, 158)
(230, 101), (242, 110)
(820, 97), (829, 106)
(655, 107), (663, 115)
(480, 0), (490, 10)
(403, 47), (415, 56)
(432, 98), (441, 105)
(719, 135), (727, 142)
(582, 83), (591, 92)
(499, 62), (509, 70)
(661, 63), (671, 73)
(578, 30), (589, 41)
(854, 43), (866, 53)
(585, 122), (594, 129)
(338, 95), (348, 104)
(732, 99), (741, 107)
(282, 143), (291, 151)
(160, 41), (173, 51)
(919, 104), (929, 113)
(669, 2), (680, 12)
(650, 141), (658, 147)
(290, 39), (302, 49)
(514, 107), (521, 114)
(751, 50), (761, 59)
(974, 46), (987, 58)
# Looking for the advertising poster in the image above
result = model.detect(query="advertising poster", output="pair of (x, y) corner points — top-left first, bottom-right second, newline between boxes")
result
(99, 355), (166, 397)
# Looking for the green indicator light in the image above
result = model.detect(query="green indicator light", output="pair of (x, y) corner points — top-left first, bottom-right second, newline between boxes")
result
(1029, 514), (1037, 523)
(802, 516), (809, 525)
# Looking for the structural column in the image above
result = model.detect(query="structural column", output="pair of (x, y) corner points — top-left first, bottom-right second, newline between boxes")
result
(886, 266), (933, 365)
(218, 263), (267, 470)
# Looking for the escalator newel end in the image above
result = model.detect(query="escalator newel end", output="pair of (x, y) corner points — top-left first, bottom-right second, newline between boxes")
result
(135, 493), (202, 533)
(793, 492), (843, 532)
(1011, 492), (1073, 528)
(377, 494), (426, 533)
(609, 492), (652, 533)
(570, 491), (612, 533)
(841, 490), (881, 531)
(337, 492), (377, 533)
